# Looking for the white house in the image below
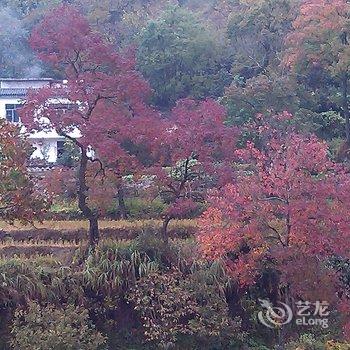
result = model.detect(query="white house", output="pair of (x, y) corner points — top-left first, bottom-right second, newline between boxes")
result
(0, 78), (65, 163)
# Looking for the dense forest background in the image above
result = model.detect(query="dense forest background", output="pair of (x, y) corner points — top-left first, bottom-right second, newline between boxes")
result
(0, 0), (346, 146)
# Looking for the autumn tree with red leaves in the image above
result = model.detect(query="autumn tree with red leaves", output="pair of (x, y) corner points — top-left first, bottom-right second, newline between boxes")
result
(0, 120), (48, 223)
(285, 0), (350, 145)
(153, 98), (237, 244)
(198, 113), (350, 337)
(22, 5), (160, 248)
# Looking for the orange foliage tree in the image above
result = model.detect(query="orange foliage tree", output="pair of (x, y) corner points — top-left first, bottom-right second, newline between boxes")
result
(0, 120), (48, 223)
(197, 113), (350, 337)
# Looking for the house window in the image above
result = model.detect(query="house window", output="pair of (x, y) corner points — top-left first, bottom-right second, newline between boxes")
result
(57, 141), (65, 159)
(5, 104), (22, 123)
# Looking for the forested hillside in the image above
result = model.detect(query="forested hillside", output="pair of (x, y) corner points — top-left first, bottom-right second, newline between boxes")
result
(1, 0), (348, 145)
(1, 1), (350, 349)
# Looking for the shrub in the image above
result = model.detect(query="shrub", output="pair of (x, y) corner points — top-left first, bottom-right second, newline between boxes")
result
(243, 339), (272, 350)
(81, 239), (158, 296)
(127, 270), (198, 348)
(127, 269), (241, 349)
(286, 333), (326, 350)
(124, 198), (167, 219)
(49, 201), (83, 220)
(326, 340), (350, 350)
(48, 198), (168, 220)
(10, 302), (106, 350)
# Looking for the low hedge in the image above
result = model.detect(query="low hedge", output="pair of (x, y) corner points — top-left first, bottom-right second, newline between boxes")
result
(46, 198), (206, 221)
(47, 198), (168, 220)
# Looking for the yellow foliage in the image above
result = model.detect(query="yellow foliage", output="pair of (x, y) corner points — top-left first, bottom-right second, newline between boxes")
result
(326, 340), (350, 350)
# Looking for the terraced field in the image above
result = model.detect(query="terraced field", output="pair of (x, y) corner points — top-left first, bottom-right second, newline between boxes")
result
(0, 219), (197, 263)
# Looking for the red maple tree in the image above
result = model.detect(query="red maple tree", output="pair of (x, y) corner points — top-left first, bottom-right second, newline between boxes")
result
(21, 5), (160, 247)
(197, 113), (350, 335)
(151, 98), (237, 244)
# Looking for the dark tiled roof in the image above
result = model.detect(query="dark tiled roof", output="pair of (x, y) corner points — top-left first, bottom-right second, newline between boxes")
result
(0, 88), (28, 97)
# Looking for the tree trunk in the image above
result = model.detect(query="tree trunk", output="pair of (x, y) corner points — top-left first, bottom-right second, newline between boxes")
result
(88, 215), (99, 248)
(342, 73), (350, 145)
(276, 328), (286, 350)
(161, 216), (172, 245)
(276, 287), (291, 350)
(78, 148), (99, 249)
(117, 186), (128, 219)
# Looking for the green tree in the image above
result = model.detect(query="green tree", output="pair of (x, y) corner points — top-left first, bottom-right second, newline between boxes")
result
(222, 0), (300, 125)
(228, 0), (297, 78)
(285, 0), (350, 145)
(0, 8), (37, 77)
(75, 0), (165, 44)
(222, 0), (344, 142)
(137, 5), (232, 109)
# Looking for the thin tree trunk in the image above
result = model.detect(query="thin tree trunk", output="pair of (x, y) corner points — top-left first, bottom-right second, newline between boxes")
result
(342, 73), (350, 145)
(78, 148), (99, 249)
(276, 287), (291, 350)
(276, 328), (286, 350)
(161, 216), (172, 245)
(117, 186), (128, 219)
(88, 215), (99, 248)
